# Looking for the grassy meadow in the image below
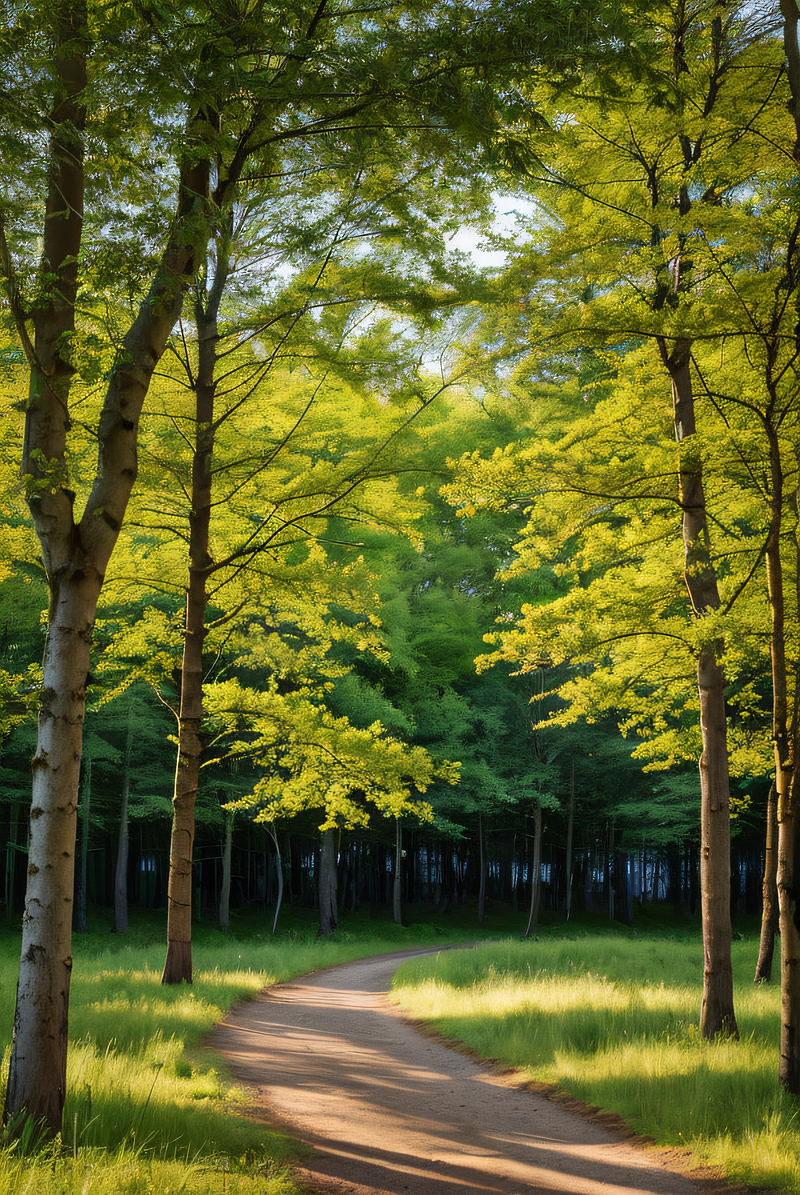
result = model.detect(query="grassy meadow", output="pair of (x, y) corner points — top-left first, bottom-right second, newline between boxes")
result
(392, 912), (794, 1193)
(0, 904), (485, 1195)
(0, 902), (794, 1194)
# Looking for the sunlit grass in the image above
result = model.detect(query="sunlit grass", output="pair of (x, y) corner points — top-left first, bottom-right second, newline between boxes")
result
(392, 933), (796, 1193)
(0, 908), (490, 1195)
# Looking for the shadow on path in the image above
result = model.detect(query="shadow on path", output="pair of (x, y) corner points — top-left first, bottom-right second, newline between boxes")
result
(210, 950), (736, 1195)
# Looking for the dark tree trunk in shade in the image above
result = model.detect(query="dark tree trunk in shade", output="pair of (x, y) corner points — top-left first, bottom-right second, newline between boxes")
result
(755, 783), (778, 984)
(318, 827), (338, 936)
(114, 714), (133, 934)
(525, 800), (542, 938)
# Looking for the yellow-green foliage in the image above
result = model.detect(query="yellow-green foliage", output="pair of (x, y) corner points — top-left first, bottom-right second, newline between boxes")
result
(392, 935), (798, 1193)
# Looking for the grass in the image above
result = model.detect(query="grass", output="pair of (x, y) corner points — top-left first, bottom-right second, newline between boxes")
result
(391, 919), (796, 1193)
(0, 901), (794, 1194)
(0, 902), (503, 1195)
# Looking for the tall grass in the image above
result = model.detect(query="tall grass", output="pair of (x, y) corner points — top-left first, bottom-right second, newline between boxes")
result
(0, 907), (492, 1195)
(392, 932), (796, 1193)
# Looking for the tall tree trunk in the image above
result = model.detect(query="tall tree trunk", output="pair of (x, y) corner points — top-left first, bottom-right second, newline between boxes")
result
(267, 825), (284, 936)
(755, 782), (778, 983)
(318, 827), (338, 936)
(659, 337), (738, 1041)
(162, 237), (225, 985)
(113, 713), (134, 934)
(4, 38), (208, 1123)
(565, 763), (575, 921)
(393, 819), (403, 925)
(219, 809), (233, 931)
(477, 812), (486, 925)
(525, 799), (542, 938)
(776, 0), (800, 1093)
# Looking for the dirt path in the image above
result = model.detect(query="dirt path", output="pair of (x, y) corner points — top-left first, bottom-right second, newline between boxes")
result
(210, 950), (744, 1195)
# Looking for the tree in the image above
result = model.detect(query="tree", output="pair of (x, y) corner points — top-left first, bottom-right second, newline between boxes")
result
(447, 0), (790, 1036)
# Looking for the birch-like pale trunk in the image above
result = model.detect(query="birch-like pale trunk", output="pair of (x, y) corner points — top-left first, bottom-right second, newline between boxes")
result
(4, 16), (209, 1118)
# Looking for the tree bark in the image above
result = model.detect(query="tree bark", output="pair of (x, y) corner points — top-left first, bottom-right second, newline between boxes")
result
(754, 782), (778, 983)
(525, 799), (542, 938)
(268, 826), (285, 935)
(393, 819), (403, 925)
(318, 827), (338, 936)
(697, 649), (737, 1038)
(776, 0), (800, 1094)
(219, 810), (233, 931)
(565, 762), (575, 921)
(5, 43), (210, 1123)
(113, 713), (133, 934)
(659, 334), (738, 1042)
(477, 812), (486, 925)
(162, 236), (225, 984)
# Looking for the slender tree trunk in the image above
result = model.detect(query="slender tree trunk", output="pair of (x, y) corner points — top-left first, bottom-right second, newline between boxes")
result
(525, 800), (542, 938)
(755, 782), (779, 983)
(113, 713), (133, 934)
(219, 810), (233, 931)
(393, 819), (403, 925)
(318, 827), (338, 936)
(4, 58), (208, 1125)
(162, 240), (225, 985)
(267, 825), (284, 936)
(658, 337), (738, 1041)
(565, 763), (575, 921)
(477, 812), (486, 925)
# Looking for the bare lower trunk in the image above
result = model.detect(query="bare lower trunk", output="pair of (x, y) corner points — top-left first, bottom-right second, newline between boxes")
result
(779, 764), (800, 1089)
(565, 763), (575, 921)
(219, 810), (233, 931)
(267, 824), (284, 935)
(754, 782), (778, 983)
(162, 274), (219, 985)
(477, 812), (486, 925)
(525, 799), (542, 938)
(5, 580), (95, 1135)
(5, 9), (211, 1122)
(113, 715), (133, 934)
(393, 820), (402, 925)
(318, 827), (338, 936)
(659, 337), (737, 1041)
(698, 649), (738, 1039)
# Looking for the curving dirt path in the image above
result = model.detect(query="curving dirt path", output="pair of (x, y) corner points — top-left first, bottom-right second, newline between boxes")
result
(210, 950), (747, 1195)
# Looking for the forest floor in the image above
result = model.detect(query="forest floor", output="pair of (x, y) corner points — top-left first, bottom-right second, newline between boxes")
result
(209, 949), (758, 1195)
